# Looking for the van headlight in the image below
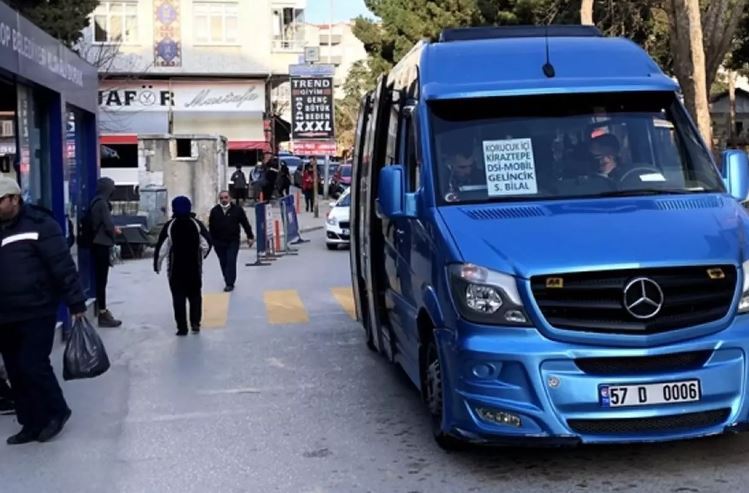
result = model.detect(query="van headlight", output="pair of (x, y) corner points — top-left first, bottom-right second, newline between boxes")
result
(448, 264), (532, 326)
(740, 260), (749, 312)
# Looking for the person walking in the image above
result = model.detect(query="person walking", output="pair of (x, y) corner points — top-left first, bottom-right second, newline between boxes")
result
(154, 196), (212, 336)
(302, 163), (315, 212)
(208, 191), (254, 292)
(262, 154), (279, 202)
(0, 177), (85, 444)
(89, 177), (122, 328)
(229, 164), (249, 206)
(278, 163), (291, 197)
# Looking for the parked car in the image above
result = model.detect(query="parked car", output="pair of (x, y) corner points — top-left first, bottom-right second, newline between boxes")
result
(334, 164), (352, 187)
(325, 187), (350, 250)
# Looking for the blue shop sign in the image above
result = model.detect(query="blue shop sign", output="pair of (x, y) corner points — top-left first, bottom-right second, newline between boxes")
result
(0, 1), (97, 112)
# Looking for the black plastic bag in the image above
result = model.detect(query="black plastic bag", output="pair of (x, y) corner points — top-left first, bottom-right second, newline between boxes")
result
(63, 317), (111, 381)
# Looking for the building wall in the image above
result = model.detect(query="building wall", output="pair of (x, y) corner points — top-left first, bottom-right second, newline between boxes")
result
(81, 0), (306, 77)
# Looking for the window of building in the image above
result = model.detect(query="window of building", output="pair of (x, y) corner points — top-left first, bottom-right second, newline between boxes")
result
(194, 2), (239, 45)
(93, 2), (138, 44)
(176, 139), (194, 158)
(1, 120), (13, 137)
(272, 7), (305, 50)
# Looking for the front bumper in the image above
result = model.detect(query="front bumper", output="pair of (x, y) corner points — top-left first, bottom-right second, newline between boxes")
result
(326, 224), (350, 244)
(437, 316), (749, 445)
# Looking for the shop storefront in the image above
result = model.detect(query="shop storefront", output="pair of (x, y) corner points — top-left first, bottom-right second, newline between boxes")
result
(0, 3), (99, 311)
(98, 79), (269, 188)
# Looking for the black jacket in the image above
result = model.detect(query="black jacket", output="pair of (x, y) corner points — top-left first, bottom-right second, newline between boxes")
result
(91, 177), (117, 247)
(154, 214), (212, 291)
(208, 204), (254, 245)
(0, 204), (86, 324)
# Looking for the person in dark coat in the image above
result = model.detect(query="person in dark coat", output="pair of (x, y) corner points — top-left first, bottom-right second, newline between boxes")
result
(89, 177), (122, 328)
(209, 191), (254, 292)
(0, 177), (85, 444)
(262, 156), (279, 202)
(154, 196), (212, 336)
(277, 164), (291, 197)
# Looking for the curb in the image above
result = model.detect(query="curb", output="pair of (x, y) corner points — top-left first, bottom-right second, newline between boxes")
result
(300, 226), (324, 234)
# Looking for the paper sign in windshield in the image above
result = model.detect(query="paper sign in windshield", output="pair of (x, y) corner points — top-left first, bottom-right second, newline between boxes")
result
(483, 139), (537, 196)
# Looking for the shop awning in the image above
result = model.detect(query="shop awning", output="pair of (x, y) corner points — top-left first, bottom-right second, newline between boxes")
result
(100, 135), (138, 145)
(228, 140), (271, 151)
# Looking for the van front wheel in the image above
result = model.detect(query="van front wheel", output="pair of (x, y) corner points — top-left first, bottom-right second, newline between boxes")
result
(425, 337), (464, 451)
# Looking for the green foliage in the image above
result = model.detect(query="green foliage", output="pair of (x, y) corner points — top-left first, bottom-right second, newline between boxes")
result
(8, 0), (99, 47)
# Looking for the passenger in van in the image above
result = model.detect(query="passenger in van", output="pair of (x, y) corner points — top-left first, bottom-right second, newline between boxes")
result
(444, 142), (485, 200)
(590, 134), (623, 180)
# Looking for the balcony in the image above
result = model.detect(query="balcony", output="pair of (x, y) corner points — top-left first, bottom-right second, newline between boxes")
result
(273, 38), (306, 52)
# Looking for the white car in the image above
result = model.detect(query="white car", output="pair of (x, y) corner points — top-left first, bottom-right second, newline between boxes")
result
(326, 188), (351, 250)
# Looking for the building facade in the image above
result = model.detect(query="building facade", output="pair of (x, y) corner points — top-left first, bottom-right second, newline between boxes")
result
(81, 0), (308, 185)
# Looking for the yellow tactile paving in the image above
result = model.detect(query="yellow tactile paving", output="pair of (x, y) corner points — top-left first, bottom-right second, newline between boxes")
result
(331, 287), (356, 320)
(264, 290), (310, 324)
(202, 292), (230, 328)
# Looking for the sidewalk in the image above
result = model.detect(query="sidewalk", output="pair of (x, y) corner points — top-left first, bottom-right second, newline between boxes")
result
(242, 188), (334, 235)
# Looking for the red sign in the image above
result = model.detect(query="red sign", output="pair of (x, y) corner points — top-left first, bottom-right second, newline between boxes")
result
(293, 140), (336, 156)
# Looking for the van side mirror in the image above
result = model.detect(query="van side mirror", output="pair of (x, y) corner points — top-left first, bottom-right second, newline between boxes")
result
(377, 165), (416, 219)
(722, 150), (749, 201)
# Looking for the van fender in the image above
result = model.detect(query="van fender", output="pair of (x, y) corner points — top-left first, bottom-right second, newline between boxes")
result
(420, 284), (446, 331)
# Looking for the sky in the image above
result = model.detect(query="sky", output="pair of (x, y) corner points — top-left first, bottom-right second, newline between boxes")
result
(305, 0), (374, 24)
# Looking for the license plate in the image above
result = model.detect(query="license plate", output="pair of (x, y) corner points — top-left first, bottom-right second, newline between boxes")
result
(341, 229), (349, 235)
(599, 379), (701, 408)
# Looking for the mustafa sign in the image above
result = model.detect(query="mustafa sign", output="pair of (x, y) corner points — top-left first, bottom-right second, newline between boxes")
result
(290, 77), (335, 140)
(99, 81), (265, 113)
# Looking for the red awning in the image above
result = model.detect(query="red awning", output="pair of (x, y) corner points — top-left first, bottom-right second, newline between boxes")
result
(100, 135), (138, 145)
(228, 140), (271, 151)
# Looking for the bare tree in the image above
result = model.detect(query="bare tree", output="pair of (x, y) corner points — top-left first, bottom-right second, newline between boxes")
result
(701, 0), (748, 89)
(667, 0), (713, 146)
(580, 0), (594, 25)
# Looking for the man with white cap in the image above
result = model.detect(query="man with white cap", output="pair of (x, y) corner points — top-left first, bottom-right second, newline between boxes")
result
(0, 176), (86, 444)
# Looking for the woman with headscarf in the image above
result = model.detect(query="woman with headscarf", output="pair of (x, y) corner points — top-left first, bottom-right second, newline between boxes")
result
(154, 196), (212, 336)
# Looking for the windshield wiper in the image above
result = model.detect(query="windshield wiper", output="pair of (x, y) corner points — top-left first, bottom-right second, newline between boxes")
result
(592, 188), (708, 197)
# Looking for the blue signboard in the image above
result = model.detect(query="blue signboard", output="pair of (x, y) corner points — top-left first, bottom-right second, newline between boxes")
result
(0, 2), (98, 112)
(255, 202), (267, 255)
(280, 195), (300, 244)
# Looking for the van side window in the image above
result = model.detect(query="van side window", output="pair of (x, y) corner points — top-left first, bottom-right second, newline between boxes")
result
(385, 89), (401, 165)
(405, 115), (420, 191)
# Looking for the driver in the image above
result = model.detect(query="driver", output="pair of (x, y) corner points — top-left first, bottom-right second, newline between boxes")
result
(445, 141), (484, 200)
(590, 133), (623, 180)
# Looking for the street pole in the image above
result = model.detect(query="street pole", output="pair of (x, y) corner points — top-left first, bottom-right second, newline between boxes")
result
(324, 154), (330, 199)
(313, 160), (319, 217)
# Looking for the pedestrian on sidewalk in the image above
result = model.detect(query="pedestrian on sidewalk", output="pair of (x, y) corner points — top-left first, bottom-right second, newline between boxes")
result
(302, 163), (314, 212)
(278, 163), (291, 197)
(229, 164), (249, 206)
(208, 191), (254, 292)
(154, 196), (212, 336)
(88, 177), (122, 328)
(262, 153), (279, 202)
(0, 177), (84, 444)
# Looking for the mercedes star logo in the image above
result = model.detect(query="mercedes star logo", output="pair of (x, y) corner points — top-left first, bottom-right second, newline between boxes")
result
(623, 277), (664, 319)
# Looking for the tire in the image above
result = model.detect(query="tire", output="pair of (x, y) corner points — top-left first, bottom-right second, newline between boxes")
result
(424, 335), (466, 451)
(326, 243), (337, 250)
(361, 298), (377, 352)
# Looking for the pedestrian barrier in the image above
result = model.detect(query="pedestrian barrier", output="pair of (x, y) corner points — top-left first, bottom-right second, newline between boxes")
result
(246, 195), (307, 267)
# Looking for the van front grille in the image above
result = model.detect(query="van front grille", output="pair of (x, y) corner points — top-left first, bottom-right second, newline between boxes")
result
(568, 409), (730, 435)
(531, 266), (736, 335)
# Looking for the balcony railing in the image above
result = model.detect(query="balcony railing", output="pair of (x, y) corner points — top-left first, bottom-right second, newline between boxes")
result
(272, 38), (306, 52)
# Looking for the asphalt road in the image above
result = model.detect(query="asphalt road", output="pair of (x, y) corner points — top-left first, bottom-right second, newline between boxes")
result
(1, 230), (747, 493)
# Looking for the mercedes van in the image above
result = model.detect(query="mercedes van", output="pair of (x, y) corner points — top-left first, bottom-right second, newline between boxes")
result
(348, 25), (749, 448)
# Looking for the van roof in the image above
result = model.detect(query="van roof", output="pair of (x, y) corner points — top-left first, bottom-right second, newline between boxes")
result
(420, 34), (677, 101)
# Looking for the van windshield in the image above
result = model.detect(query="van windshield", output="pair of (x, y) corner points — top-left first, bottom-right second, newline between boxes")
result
(429, 92), (724, 204)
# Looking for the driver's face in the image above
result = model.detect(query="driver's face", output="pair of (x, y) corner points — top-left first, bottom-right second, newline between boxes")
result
(452, 154), (475, 178)
(591, 143), (617, 175)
